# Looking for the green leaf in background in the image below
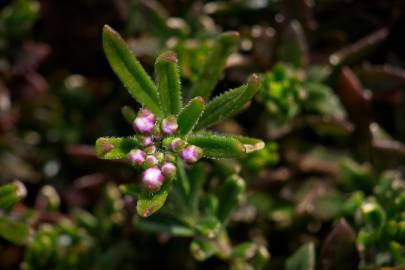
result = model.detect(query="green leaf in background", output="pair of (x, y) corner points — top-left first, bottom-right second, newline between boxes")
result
(177, 96), (205, 136)
(0, 181), (26, 210)
(134, 217), (194, 237)
(176, 158), (191, 199)
(95, 136), (140, 160)
(277, 20), (308, 67)
(285, 242), (315, 270)
(320, 219), (358, 270)
(121, 105), (137, 124)
(0, 216), (30, 244)
(103, 25), (161, 115)
(155, 51), (182, 116)
(136, 182), (170, 217)
(195, 74), (260, 130)
(190, 31), (240, 100)
(216, 175), (245, 223)
(188, 133), (246, 159)
(190, 239), (218, 261)
(188, 163), (207, 214)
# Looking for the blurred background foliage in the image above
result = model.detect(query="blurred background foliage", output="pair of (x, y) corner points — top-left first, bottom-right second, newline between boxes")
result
(1, 0), (405, 269)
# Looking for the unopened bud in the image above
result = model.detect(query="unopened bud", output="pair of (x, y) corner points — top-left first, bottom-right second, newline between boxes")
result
(139, 136), (153, 146)
(145, 155), (159, 167)
(161, 162), (176, 179)
(144, 145), (156, 154)
(133, 109), (155, 134)
(142, 167), (164, 190)
(128, 149), (145, 166)
(170, 138), (186, 152)
(161, 116), (178, 135)
(180, 145), (202, 163)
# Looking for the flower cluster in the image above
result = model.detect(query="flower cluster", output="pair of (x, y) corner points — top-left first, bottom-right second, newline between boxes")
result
(127, 109), (202, 191)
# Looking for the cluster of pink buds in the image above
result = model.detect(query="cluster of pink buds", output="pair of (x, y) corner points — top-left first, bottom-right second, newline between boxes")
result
(128, 109), (203, 191)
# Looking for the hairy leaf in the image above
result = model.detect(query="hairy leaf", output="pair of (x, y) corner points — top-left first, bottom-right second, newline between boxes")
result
(95, 136), (140, 160)
(190, 31), (240, 100)
(187, 133), (246, 159)
(195, 74), (260, 130)
(177, 96), (205, 136)
(155, 51), (182, 116)
(103, 25), (161, 115)
(136, 182), (170, 217)
(232, 135), (265, 153)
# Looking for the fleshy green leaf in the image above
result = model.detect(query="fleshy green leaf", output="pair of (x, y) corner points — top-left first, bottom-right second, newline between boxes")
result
(95, 136), (140, 160)
(155, 51), (182, 116)
(136, 182), (170, 217)
(285, 242), (315, 270)
(121, 106), (137, 124)
(187, 133), (246, 159)
(0, 216), (30, 244)
(102, 25), (161, 115)
(177, 96), (205, 136)
(195, 74), (260, 130)
(134, 217), (194, 237)
(190, 31), (240, 100)
(216, 175), (245, 223)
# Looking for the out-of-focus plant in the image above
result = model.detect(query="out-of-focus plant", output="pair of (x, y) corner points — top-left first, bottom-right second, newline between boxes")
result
(0, 181), (30, 245)
(95, 25), (264, 217)
(257, 63), (345, 124)
(0, 0), (39, 52)
(342, 163), (405, 267)
(21, 183), (135, 270)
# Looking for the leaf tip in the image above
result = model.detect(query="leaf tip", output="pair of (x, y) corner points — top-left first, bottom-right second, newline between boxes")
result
(249, 73), (261, 85)
(157, 51), (178, 64)
(195, 96), (205, 106)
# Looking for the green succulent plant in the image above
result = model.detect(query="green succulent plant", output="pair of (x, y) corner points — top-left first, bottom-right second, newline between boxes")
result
(258, 63), (345, 123)
(95, 25), (264, 217)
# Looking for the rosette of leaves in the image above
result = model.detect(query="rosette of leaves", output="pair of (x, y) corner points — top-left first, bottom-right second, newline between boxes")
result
(95, 25), (264, 217)
(258, 63), (345, 123)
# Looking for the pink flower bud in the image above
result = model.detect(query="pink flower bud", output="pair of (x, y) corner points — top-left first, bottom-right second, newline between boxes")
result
(139, 136), (153, 146)
(144, 145), (156, 154)
(145, 155), (158, 167)
(180, 145), (202, 163)
(161, 162), (176, 179)
(142, 167), (164, 190)
(161, 116), (178, 135)
(133, 109), (155, 134)
(170, 138), (186, 152)
(128, 149), (145, 166)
